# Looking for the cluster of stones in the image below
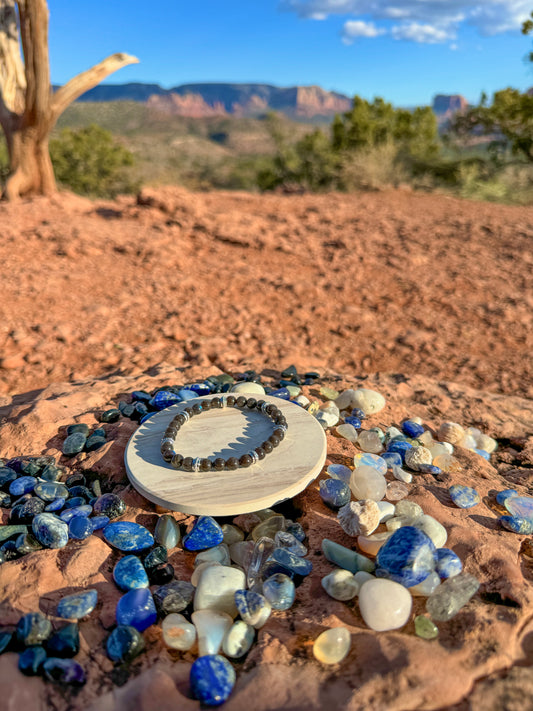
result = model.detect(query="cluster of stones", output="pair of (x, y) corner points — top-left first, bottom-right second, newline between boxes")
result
(62, 423), (109, 457)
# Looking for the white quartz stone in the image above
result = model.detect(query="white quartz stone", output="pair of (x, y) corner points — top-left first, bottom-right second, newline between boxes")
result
(192, 609), (233, 656)
(316, 410), (339, 428)
(222, 620), (255, 658)
(357, 531), (392, 556)
(350, 388), (386, 415)
(336, 423), (358, 443)
(194, 565), (246, 617)
(335, 389), (357, 411)
(377, 501), (396, 522)
(409, 571), (441, 597)
(313, 627), (351, 665)
(358, 579), (412, 631)
(162, 613), (197, 651)
(412, 514), (447, 548)
(357, 431), (384, 454)
(295, 395), (310, 408)
(350, 465), (387, 502)
(194, 543), (231, 567)
(321, 569), (359, 601)
(393, 467), (413, 484)
(191, 561), (222, 587)
(231, 381), (266, 395)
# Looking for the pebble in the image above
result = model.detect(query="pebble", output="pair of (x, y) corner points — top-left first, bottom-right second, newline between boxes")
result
(500, 515), (533, 534)
(0, 631), (12, 653)
(67, 515), (94, 540)
(0, 467), (17, 489)
(100, 408), (121, 423)
(62, 432), (87, 457)
(316, 409), (339, 428)
(496, 489), (518, 506)
(437, 422), (465, 446)
(116, 588), (157, 631)
(90, 515), (110, 530)
(313, 627), (351, 664)
(251, 515), (286, 542)
(229, 540), (254, 568)
(113, 555), (150, 590)
(412, 514), (448, 548)
(376, 526), (436, 587)
(149, 562), (175, 585)
(32, 513), (69, 548)
(357, 531), (392, 556)
(190, 654), (236, 706)
(435, 548), (463, 578)
(150, 390), (182, 410)
(321, 569), (359, 601)
(350, 388), (386, 415)
(386, 440), (413, 462)
(85, 435), (107, 452)
(42, 658), (86, 685)
(153, 580), (195, 616)
(19, 646), (47, 675)
(45, 497), (65, 512)
(143, 545), (168, 569)
(402, 420), (425, 438)
(230, 381), (265, 395)
(286, 521), (306, 542)
(320, 386), (339, 400)
(183, 516), (224, 551)
(414, 615), (439, 640)
(195, 543), (231, 567)
(192, 609), (233, 655)
(194, 565), (246, 616)
(449, 485), (480, 509)
(409, 571), (441, 597)
(327, 463), (352, 484)
(344, 415), (362, 428)
(9, 476), (37, 496)
(234, 590), (272, 628)
(322, 538), (375, 574)
(106, 625), (145, 662)
(191, 561), (222, 586)
(57, 589), (98, 619)
(358, 578), (412, 631)
(103, 521), (154, 552)
(386, 481), (409, 501)
(404, 446), (432, 471)
(60, 504), (92, 523)
(336, 423), (358, 443)
(222, 620), (255, 658)
(46, 623), (80, 658)
(34, 481), (68, 502)
(426, 573), (480, 621)
(93, 493), (126, 519)
(377, 501), (396, 522)
(505, 496), (533, 524)
(221, 524), (244, 546)
(274, 530), (307, 557)
(350, 465), (387, 501)
(0, 524), (28, 543)
(162, 613), (197, 651)
(262, 547), (313, 580)
(353, 453), (387, 476)
(357, 431), (384, 454)
(16, 612), (52, 646)
(262, 573), (296, 610)
(338, 500), (380, 536)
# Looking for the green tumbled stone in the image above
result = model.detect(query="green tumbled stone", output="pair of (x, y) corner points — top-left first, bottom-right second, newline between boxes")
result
(67, 424), (90, 436)
(322, 538), (375, 574)
(414, 615), (439, 640)
(0, 525), (28, 543)
(100, 409), (121, 423)
(40, 465), (62, 482)
(62, 432), (87, 457)
(320, 386), (339, 400)
(85, 435), (107, 452)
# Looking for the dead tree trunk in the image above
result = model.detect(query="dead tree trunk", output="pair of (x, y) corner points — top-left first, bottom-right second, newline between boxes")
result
(0, 0), (138, 199)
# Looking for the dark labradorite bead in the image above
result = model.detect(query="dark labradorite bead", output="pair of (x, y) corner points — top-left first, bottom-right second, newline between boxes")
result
(182, 457), (194, 472)
(211, 397), (221, 408)
(256, 400), (265, 409)
(238, 454), (253, 468)
(191, 403), (202, 415)
(235, 396), (247, 408)
(176, 414), (186, 426)
(161, 442), (173, 455)
(269, 435), (281, 448)
(183, 407), (193, 417)
(148, 562), (174, 585)
(226, 396), (236, 407)
(171, 454), (184, 470)
(19, 646), (47, 675)
(255, 447), (266, 460)
(246, 397), (257, 408)
(262, 441), (273, 454)
(226, 457), (239, 470)
(201, 399), (211, 411)
(273, 428), (285, 441)
(213, 458), (225, 471)
(199, 459), (212, 472)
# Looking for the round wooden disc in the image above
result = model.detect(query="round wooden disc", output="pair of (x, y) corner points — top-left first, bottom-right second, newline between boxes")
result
(125, 393), (327, 515)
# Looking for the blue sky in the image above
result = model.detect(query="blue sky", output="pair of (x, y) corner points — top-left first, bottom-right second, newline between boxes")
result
(47, 0), (533, 105)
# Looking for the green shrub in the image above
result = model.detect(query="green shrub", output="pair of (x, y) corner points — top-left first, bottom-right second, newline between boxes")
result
(0, 137), (9, 186)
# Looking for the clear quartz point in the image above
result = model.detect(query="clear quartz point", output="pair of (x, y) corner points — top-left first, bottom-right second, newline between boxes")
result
(247, 536), (277, 593)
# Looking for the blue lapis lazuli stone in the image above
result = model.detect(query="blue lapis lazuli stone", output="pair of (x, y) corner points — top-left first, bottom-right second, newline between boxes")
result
(113, 555), (150, 591)
(183, 516), (223, 551)
(417, 464), (442, 476)
(435, 548), (463, 579)
(500, 515), (533, 534)
(376, 526), (436, 587)
(449, 485), (480, 509)
(90, 515), (110, 530)
(32, 513), (69, 549)
(474, 448), (490, 461)
(9, 476), (37, 496)
(269, 387), (291, 400)
(351, 408), (366, 420)
(177, 389), (197, 401)
(60, 505), (93, 523)
(116, 588), (157, 632)
(57, 589), (98, 619)
(344, 416), (362, 429)
(188, 383), (211, 396)
(402, 420), (425, 438)
(504, 496), (533, 524)
(496, 489), (518, 506)
(45, 497), (65, 512)
(381, 451), (403, 470)
(319, 479), (351, 509)
(63, 497), (87, 510)
(103, 521), (154, 552)
(68, 516), (94, 540)
(190, 654), (236, 706)
(150, 390), (182, 410)
(386, 440), (413, 462)
(262, 547), (313, 580)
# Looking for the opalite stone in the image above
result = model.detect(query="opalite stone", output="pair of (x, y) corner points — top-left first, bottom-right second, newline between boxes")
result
(426, 573), (480, 621)
(386, 482), (409, 501)
(114, 555), (149, 590)
(319, 479), (350, 510)
(313, 627), (351, 664)
(93, 493), (126, 519)
(234, 589), (271, 628)
(327, 463), (352, 483)
(322, 538), (375, 574)
(359, 578), (412, 631)
(500, 515), (533, 534)
(414, 615), (439, 640)
(195, 543), (231, 567)
(376, 526), (436, 587)
(9, 476), (37, 496)
(338, 500), (380, 537)
(262, 573), (295, 610)
(437, 422), (465, 446)
(350, 465), (387, 502)
(103, 521), (154, 552)
(357, 431), (384, 454)
(231, 381), (265, 395)
(32, 513), (69, 549)
(19, 646), (47, 675)
(106, 625), (145, 662)
(449, 485), (480, 509)
(505, 496), (533, 523)
(222, 620), (255, 658)
(194, 565), (245, 616)
(412, 514), (448, 548)
(221, 524), (244, 546)
(496, 489), (518, 506)
(116, 588), (157, 631)
(192, 610), (233, 655)
(46, 622), (79, 658)
(321, 569), (359, 601)
(43, 658), (85, 685)
(16, 612), (52, 646)
(435, 548), (463, 579)
(190, 654), (236, 706)
(57, 589), (98, 619)
(183, 516), (224, 551)
(62, 432), (87, 456)
(153, 580), (195, 616)
(377, 501), (395, 522)
(162, 613), (197, 651)
(357, 531), (392, 556)
(336, 424), (358, 443)
(350, 389), (385, 415)
(34, 481), (68, 502)
(402, 420), (425, 438)
(410, 571), (441, 597)
(353, 453), (387, 476)
(68, 516), (94, 540)
(154, 514), (181, 549)
(263, 547), (313, 580)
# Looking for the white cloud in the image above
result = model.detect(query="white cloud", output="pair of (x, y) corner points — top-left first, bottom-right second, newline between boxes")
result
(341, 20), (386, 43)
(279, 0), (532, 43)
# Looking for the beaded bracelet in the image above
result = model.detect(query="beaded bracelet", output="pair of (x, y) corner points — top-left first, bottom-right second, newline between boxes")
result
(160, 395), (288, 471)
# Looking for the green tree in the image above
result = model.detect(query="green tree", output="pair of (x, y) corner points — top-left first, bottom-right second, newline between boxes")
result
(50, 124), (137, 197)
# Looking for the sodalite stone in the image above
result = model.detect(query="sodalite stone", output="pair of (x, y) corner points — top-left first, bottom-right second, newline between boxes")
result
(500, 515), (533, 534)
(402, 420), (425, 438)
(16, 612), (52, 646)
(449, 485), (480, 509)
(382, 451), (403, 470)
(177, 388), (197, 400)
(106, 625), (145, 662)
(150, 390), (182, 410)
(234, 590), (271, 628)
(62, 497), (87, 510)
(57, 589), (98, 619)
(505, 496), (533, 524)
(68, 516), (94, 540)
(262, 547), (312, 580)
(19, 646), (47, 675)
(0, 467), (17, 489)
(376, 526), (436, 587)
(32, 513), (69, 549)
(114, 555), (150, 590)
(43, 658), (86, 685)
(190, 654), (236, 706)
(496, 489), (518, 506)
(45, 497), (65, 512)
(327, 463), (352, 484)
(104, 521), (154, 552)
(436, 548), (463, 578)
(46, 623), (80, 658)
(183, 516), (224, 551)
(116, 588), (157, 631)
(90, 515), (110, 530)
(344, 415), (362, 428)
(262, 573), (296, 610)
(319, 479), (351, 509)
(417, 464), (442, 476)
(60, 505), (93, 523)
(9, 476), (37, 496)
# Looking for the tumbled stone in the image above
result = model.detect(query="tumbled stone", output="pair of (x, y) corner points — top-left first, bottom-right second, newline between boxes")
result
(376, 526), (436, 587)
(32, 513), (69, 549)
(16, 612), (52, 646)
(410, 571), (441, 597)
(412, 514), (448, 548)
(350, 388), (385, 415)
(60, 504), (92, 523)
(46, 623), (79, 658)
(262, 547), (313, 581)
(386, 481), (409, 501)
(377, 501), (396, 522)
(414, 615), (439, 640)
(113, 555), (149, 591)
(116, 588), (157, 631)
(353, 453), (387, 476)
(154, 514), (181, 549)
(327, 463), (352, 483)
(229, 540), (254, 568)
(57, 589), (98, 619)
(313, 627), (351, 664)
(183, 516), (224, 551)
(500, 515), (533, 534)
(15, 532), (43, 555)
(153, 580), (195, 616)
(357, 431), (384, 454)
(286, 521), (306, 542)
(251, 514), (286, 542)
(192, 609), (233, 656)
(106, 625), (145, 662)
(435, 548), (463, 579)
(426, 573), (480, 621)
(322, 538), (375, 574)
(336, 423), (358, 443)
(34, 481), (68, 502)
(93, 493), (126, 519)
(358, 578), (412, 631)
(496, 489), (517, 506)
(85, 435), (107, 452)
(67, 423), (90, 436)
(220, 524), (244, 546)
(338, 500), (380, 537)
(9, 476), (37, 496)
(162, 613), (197, 651)
(19, 646), (47, 675)
(230, 381), (265, 394)
(0, 524), (28, 543)
(191, 561), (222, 587)
(194, 543), (231, 567)
(62, 432), (87, 457)
(0, 467), (17, 490)
(90, 515), (110, 530)
(62, 497), (87, 511)
(437, 422), (465, 446)
(350, 465), (387, 501)
(222, 620), (255, 658)
(404, 446), (433, 472)
(274, 530), (307, 557)
(402, 420), (425, 438)
(319, 479), (351, 509)
(235, 589), (272, 630)
(104, 521), (154, 552)
(68, 516), (94, 540)
(45, 498), (65, 512)
(357, 531), (392, 556)
(194, 565), (246, 616)
(190, 654), (236, 706)
(143, 545), (168, 570)
(100, 408), (121, 423)
(316, 409), (339, 429)
(449, 485), (480, 509)
(321, 569), (359, 601)
(43, 658), (86, 685)
(262, 573), (295, 610)
(148, 562), (174, 585)
(505, 495), (533, 524)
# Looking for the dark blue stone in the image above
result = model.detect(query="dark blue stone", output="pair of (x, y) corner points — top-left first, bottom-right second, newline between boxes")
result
(449, 485), (480, 509)
(475, 448), (491, 460)
(376, 526), (436, 587)
(43, 658), (86, 685)
(0, 467), (17, 490)
(286, 521), (306, 542)
(148, 562), (174, 585)
(351, 408), (366, 420)
(62, 432), (87, 457)
(45, 497), (65, 512)
(500, 515), (533, 534)
(417, 464), (442, 476)
(496, 489), (518, 506)
(116, 588), (157, 632)
(183, 516), (223, 551)
(139, 413), (154, 425)
(90, 515), (110, 530)
(435, 548), (463, 579)
(0, 631), (12, 654)
(68, 516), (94, 540)
(262, 547), (313, 581)
(143, 545), (167, 570)
(32, 513), (69, 548)
(153, 580), (195, 615)
(150, 390), (182, 410)
(177, 388), (197, 401)
(19, 646), (47, 675)
(62, 496), (87, 510)
(15, 532), (43, 554)
(67, 423), (90, 436)
(190, 654), (236, 706)
(60, 505), (93, 523)
(402, 420), (425, 438)
(113, 555), (149, 590)
(46, 623), (79, 658)
(67, 486), (93, 501)
(269, 387), (291, 400)
(11, 496), (45, 524)
(188, 383), (211, 396)
(319, 479), (351, 509)
(0, 492), (10, 507)
(344, 416), (362, 428)
(57, 589), (98, 619)
(9, 476), (37, 496)
(40, 464), (62, 482)
(16, 612), (52, 646)
(132, 390), (152, 403)
(35, 481), (68, 502)
(93, 493), (126, 519)
(104, 521), (154, 552)
(85, 435), (107, 452)
(386, 440), (413, 462)
(106, 625), (145, 662)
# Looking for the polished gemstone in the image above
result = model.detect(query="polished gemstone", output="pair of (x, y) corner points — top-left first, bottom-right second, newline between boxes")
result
(376, 526), (436, 587)
(194, 565), (246, 616)
(192, 610), (233, 656)
(153, 580), (195, 616)
(143, 545), (168, 569)
(151, 390), (182, 410)
(45, 498), (65, 512)
(62, 432), (87, 456)
(67, 424), (90, 436)
(496, 489), (517, 506)
(34, 481), (68, 502)
(412, 515), (448, 548)
(190, 654), (236, 706)
(386, 440), (413, 462)
(0, 631), (12, 654)
(0, 524), (28, 543)
(32, 513), (69, 549)
(116, 588), (157, 632)
(500, 515), (533, 534)
(414, 615), (439, 640)
(409, 571), (441, 597)
(322, 538), (375, 574)
(19, 646), (47, 675)
(319, 479), (351, 509)
(57, 589), (98, 619)
(194, 543), (231, 567)
(426, 573), (480, 621)
(327, 463), (352, 484)
(148, 562), (174, 585)
(68, 516), (94, 540)
(162, 613), (197, 651)
(221, 524), (244, 546)
(103, 521), (154, 552)
(402, 420), (425, 438)
(16, 612), (52, 646)
(321, 569), (359, 601)
(262, 547), (312, 581)
(262, 573), (295, 611)
(359, 578), (412, 631)
(234, 590), (271, 628)
(0, 467), (17, 490)
(93, 493), (126, 519)
(60, 505), (93, 523)
(9, 476), (37, 496)
(222, 620), (255, 658)
(106, 625), (145, 662)
(350, 465), (387, 501)
(313, 627), (351, 664)
(62, 497), (87, 510)
(505, 496), (533, 524)
(435, 548), (463, 579)
(85, 435), (107, 452)
(353, 453), (387, 476)
(90, 515), (110, 530)
(183, 516), (224, 551)
(274, 530), (307, 557)
(100, 408), (121, 423)
(338, 500), (380, 537)
(113, 555), (149, 590)
(154, 514), (181, 549)
(46, 623), (79, 657)
(449, 485), (480, 509)
(251, 515), (285, 542)
(43, 658), (86, 685)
